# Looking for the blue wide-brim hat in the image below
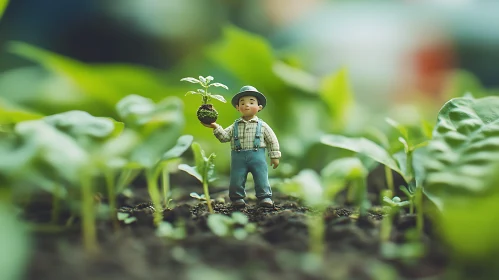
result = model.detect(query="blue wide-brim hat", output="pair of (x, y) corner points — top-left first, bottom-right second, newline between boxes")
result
(231, 85), (267, 109)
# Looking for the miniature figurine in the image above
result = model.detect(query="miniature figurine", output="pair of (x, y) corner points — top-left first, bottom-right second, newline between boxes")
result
(203, 86), (281, 208)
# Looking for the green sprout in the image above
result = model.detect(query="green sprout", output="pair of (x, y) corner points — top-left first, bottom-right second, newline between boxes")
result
(207, 212), (256, 240)
(380, 196), (411, 243)
(178, 142), (217, 213)
(180, 75), (228, 124)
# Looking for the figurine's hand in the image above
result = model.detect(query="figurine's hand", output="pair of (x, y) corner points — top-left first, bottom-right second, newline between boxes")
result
(201, 122), (218, 129)
(270, 158), (279, 169)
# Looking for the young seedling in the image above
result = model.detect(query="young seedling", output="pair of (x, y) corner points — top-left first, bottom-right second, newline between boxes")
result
(116, 94), (186, 226)
(156, 220), (187, 241)
(207, 212), (256, 240)
(380, 196), (410, 242)
(160, 135), (194, 206)
(180, 75), (228, 124)
(178, 142), (217, 213)
(278, 157), (368, 258)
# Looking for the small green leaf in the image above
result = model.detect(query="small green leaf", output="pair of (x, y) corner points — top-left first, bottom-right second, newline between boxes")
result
(191, 142), (207, 177)
(233, 228), (248, 240)
(205, 76), (214, 83)
(178, 164), (202, 183)
(244, 223), (256, 233)
(117, 212), (129, 221)
(231, 212), (248, 225)
(207, 214), (231, 237)
(386, 117), (409, 140)
(199, 76), (206, 85)
(189, 192), (204, 200)
(206, 153), (217, 183)
(209, 83), (229, 90)
(210, 95), (227, 103)
(197, 89), (205, 94)
(185, 91), (199, 96)
(180, 77), (201, 84)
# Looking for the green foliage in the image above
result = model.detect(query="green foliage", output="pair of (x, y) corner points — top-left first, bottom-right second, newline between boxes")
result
(43, 110), (123, 148)
(178, 142), (216, 184)
(156, 221), (187, 240)
(321, 135), (405, 180)
(116, 94), (184, 168)
(423, 96), (499, 264)
(178, 142), (216, 213)
(3, 42), (179, 118)
(181, 75), (228, 105)
(424, 96), (499, 207)
(207, 212), (256, 240)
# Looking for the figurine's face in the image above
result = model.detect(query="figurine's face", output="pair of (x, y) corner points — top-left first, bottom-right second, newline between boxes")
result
(236, 96), (262, 118)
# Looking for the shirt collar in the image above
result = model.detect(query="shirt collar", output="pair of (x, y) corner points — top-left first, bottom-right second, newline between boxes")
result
(238, 116), (259, 123)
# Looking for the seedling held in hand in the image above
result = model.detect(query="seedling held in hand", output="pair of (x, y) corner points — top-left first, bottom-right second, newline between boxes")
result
(181, 75), (228, 124)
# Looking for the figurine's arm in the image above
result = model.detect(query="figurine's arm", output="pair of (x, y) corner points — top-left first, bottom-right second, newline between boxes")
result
(262, 123), (281, 159)
(212, 123), (233, 143)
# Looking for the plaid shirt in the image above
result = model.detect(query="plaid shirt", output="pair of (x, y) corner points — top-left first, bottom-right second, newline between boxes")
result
(213, 116), (281, 159)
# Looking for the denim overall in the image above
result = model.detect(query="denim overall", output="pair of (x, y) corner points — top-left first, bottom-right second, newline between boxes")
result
(229, 119), (272, 201)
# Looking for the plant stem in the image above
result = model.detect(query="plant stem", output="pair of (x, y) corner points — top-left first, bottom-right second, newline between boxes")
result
(380, 216), (392, 242)
(162, 164), (170, 207)
(51, 183), (61, 224)
(357, 177), (369, 218)
(202, 179), (213, 213)
(384, 165), (394, 193)
(146, 169), (163, 226)
(105, 169), (118, 230)
(80, 170), (98, 254)
(116, 168), (140, 194)
(415, 186), (424, 237)
(308, 212), (325, 258)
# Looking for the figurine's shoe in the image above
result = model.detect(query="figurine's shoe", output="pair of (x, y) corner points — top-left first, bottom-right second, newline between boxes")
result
(258, 198), (274, 208)
(231, 199), (246, 208)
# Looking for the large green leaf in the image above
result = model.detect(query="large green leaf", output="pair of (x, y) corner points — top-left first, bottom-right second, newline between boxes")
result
(321, 134), (405, 181)
(424, 96), (499, 203)
(43, 110), (122, 145)
(0, 120), (90, 195)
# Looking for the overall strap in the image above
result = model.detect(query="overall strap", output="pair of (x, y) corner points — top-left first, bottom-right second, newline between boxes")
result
(253, 120), (263, 150)
(233, 119), (242, 151)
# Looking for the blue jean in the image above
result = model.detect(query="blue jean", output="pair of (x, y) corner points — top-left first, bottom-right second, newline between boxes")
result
(229, 148), (272, 201)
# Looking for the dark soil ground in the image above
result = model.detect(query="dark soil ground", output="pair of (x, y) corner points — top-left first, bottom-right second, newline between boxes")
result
(23, 186), (449, 280)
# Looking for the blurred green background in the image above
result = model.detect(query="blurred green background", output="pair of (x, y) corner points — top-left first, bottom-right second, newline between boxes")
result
(0, 0), (498, 174)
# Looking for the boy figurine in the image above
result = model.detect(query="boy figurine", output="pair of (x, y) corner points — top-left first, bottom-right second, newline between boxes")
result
(203, 85), (280, 208)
